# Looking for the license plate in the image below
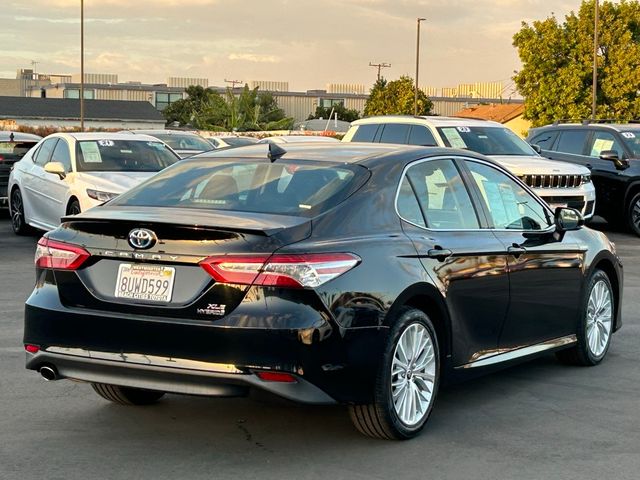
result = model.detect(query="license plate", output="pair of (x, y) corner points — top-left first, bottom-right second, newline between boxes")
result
(115, 264), (175, 303)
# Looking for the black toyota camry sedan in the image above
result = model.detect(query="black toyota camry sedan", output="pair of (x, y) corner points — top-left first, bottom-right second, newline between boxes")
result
(23, 143), (623, 440)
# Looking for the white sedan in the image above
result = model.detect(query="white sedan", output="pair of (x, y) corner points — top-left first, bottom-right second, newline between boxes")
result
(8, 132), (179, 234)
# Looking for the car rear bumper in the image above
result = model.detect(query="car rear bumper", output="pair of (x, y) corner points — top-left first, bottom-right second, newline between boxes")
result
(25, 347), (337, 403)
(24, 289), (388, 404)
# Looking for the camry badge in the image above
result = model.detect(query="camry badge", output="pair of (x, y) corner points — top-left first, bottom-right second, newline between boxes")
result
(128, 228), (157, 250)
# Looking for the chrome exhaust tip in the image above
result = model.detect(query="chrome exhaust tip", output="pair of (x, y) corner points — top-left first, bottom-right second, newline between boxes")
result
(39, 366), (58, 381)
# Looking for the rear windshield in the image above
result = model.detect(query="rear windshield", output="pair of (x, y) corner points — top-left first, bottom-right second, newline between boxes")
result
(223, 137), (257, 147)
(151, 133), (212, 151)
(437, 126), (535, 156)
(0, 141), (38, 161)
(111, 158), (369, 217)
(75, 140), (179, 172)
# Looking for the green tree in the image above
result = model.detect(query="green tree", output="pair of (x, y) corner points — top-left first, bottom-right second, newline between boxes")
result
(163, 85), (227, 129)
(363, 76), (433, 116)
(307, 103), (360, 122)
(513, 0), (640, 127)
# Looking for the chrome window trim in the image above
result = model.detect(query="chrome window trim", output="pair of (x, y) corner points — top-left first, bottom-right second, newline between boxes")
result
(394, 155), (556, 234)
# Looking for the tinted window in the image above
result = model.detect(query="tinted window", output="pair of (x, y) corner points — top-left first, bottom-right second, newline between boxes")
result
(588, 131), (624, 158)
(50, 139), (72, 172)
(620, 130), (640, 157)
(223, 137), (257, 147)
(151, 133), (213, 151)
(34, 138), (58, 166)
(465, 161), (551, 230)
(397, 176), (426, 227)
(408, 126), (437, 146)
(75, 140), (178, 172)
(529, 131), (557, 150)
(378, 124), (410, 144)
(554, 130), (590, 155)
(350, 124), (379, 142)
(437, 126), (535, 156)
(401, 159), (479, 229)
(112, 159), (367, 218)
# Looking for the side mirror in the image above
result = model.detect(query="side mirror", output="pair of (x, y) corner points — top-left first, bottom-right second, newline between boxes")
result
(599, 150), (630, 170)
(530, 144), (542, 154)
(44, 161), (66, 179)
(555, 207), (584, 233)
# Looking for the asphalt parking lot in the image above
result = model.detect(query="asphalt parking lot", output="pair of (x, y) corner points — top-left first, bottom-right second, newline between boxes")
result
(1, 216), (639, 480)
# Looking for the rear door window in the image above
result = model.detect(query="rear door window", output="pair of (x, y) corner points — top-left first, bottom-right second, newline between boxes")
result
(554, 130), (590, 155)
(348, 124), (379, 142)
(378, 124), (411, 144)
(529, 131), (558, 150)
(408, 126), (437, 146)
(399, 159), (479, 229)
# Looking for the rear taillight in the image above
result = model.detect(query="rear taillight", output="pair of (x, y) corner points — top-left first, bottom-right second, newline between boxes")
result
(200, 253), (360, 288)
(35, 237), (90, 270)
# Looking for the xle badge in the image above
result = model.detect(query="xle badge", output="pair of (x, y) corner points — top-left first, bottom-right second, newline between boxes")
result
(197, 304), (226, 316)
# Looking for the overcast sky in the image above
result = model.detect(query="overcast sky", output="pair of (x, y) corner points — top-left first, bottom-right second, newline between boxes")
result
(2, 0), (581, 93)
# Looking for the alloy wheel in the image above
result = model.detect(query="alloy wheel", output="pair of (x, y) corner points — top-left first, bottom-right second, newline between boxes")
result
(631, 197), (640, 232)
(586, 279), (613, 358)
(391, 323), (436, 426)
(11, 190), (24, 232)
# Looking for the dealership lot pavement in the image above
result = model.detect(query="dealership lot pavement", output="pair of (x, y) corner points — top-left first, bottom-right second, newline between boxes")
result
(1, 217), (639, 480)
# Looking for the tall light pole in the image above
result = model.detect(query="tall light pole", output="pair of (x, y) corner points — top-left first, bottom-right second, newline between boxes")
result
(80, 0), (85, 131)
(591, 0), (599, 120)
(414, 17), (426, 116)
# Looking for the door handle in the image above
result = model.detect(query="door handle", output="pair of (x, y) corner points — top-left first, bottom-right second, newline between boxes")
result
(426, 247), (453, 261)
(508, 244), (526, 256)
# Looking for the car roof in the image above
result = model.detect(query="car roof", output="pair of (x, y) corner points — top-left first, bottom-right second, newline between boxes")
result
(259, 135), (339, 143)
(51, 132), (164, 142)
(127, 129), (203, 136)
(191, 142), (493, 168)
(533, 122), (640, 133)
(0, 131), (42, 142)
(351, 115), (504, 128)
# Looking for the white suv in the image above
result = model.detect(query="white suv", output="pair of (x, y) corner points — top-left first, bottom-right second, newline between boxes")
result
(343, 116), (596, 218)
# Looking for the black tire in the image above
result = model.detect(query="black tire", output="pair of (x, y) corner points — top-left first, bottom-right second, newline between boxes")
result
(626, 192), (640, 237)
(67, 199), (81, 216)
(348, 307), (440, 440)
(10, 188), (31, 235)
(91, 383), (165, 405)
(556, 269), (614, 366)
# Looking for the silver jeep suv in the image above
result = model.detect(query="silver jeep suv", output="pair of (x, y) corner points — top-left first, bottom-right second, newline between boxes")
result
(343, 116), (596, 218)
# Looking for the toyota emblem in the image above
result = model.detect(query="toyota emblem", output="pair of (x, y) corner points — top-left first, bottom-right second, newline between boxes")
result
(128, 228), (157, 250)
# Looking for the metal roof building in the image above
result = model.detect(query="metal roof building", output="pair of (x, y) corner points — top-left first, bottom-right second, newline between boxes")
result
(0, 97), (166, 130)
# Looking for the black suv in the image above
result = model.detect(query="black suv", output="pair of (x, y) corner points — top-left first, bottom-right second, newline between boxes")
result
(0, 131), (41, 208)
(527, 122), (640, 235)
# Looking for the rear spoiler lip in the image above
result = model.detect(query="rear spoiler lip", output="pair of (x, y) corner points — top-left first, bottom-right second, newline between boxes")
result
(61, 206), (310, 237)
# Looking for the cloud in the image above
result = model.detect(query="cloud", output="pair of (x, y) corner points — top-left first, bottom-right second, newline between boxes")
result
(227, 53), (281, 63)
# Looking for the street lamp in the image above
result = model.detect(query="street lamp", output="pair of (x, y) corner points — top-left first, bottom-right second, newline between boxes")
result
(414, 17), (426, 116)
(592, 0), (599, 120)
(80, 0), (85, 131)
